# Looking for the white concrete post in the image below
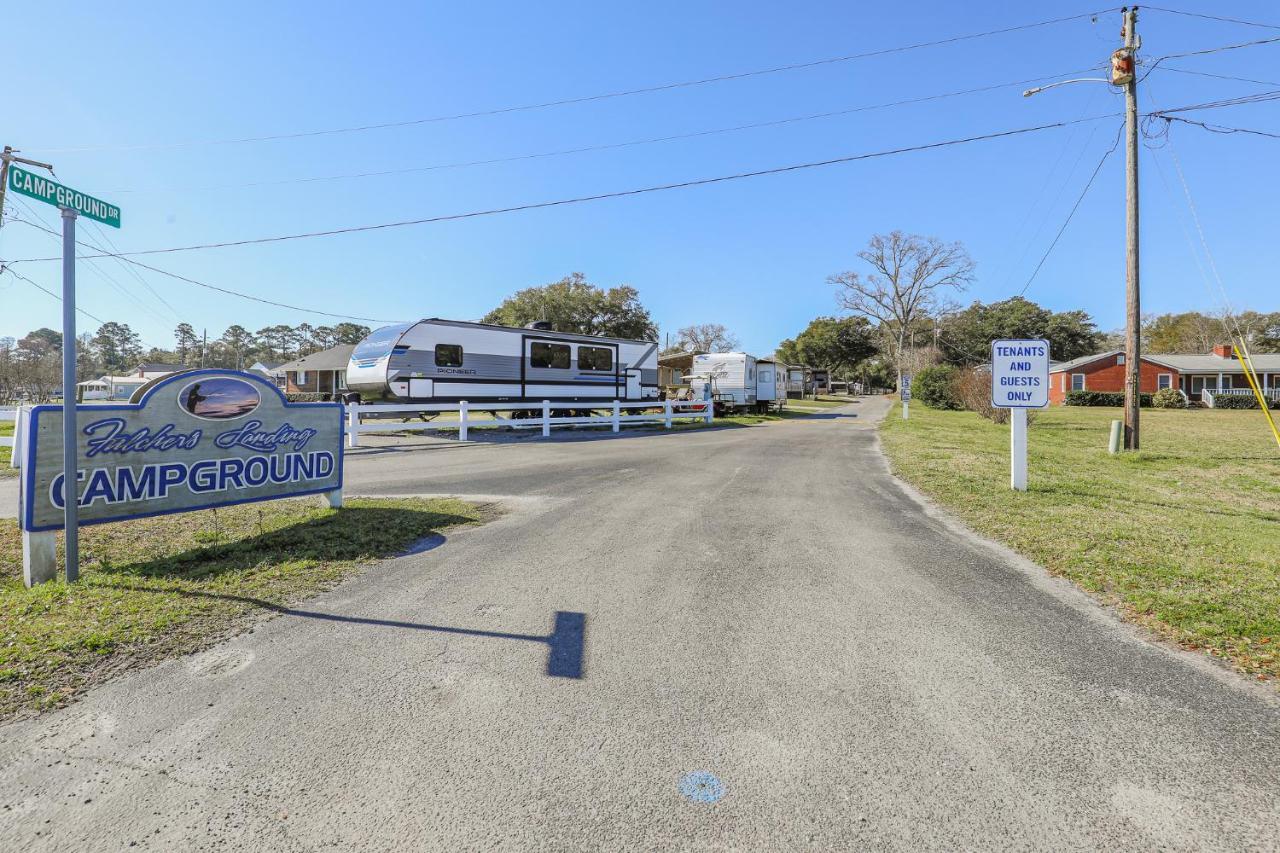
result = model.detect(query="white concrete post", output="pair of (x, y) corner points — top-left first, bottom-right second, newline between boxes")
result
(459, 400), (469, 441)
(23, 530), (57, 587)
(902, 401), (909, 420)
(542, 400), (551, 438)
(611, 400), (620, 432)
(11, 406), (26, 468)
(705, 399), (714, 424)
(346, 401), (361, 448)
(322, 488), (343, 509)
(1108, 419), (1123, 455)
(1010, 407), (1028, 491)
(664, 398), (672, 429)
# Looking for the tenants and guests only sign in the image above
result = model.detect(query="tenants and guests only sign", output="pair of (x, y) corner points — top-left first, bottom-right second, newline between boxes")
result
(20, 371), (342, 531)
(990, 339), (1050, 409)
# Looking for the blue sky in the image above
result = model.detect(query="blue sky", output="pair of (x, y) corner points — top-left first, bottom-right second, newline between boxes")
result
(1, 1), (1277, 355)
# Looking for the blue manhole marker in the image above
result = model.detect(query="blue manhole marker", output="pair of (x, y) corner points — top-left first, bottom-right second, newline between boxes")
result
(679, 771), (726, 803)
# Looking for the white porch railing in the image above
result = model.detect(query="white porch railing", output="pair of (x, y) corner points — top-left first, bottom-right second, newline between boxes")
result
(345, 399), (713, 448)
(1203, 387), (1280, 408)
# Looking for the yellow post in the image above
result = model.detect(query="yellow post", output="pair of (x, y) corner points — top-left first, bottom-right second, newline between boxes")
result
(1233, 342), (1280, 450)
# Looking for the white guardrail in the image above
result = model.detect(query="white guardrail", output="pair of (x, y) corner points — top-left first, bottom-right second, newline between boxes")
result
(345, 399), (712, 448)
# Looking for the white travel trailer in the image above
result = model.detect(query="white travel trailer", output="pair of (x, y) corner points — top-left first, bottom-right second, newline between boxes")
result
(755, 359), (785, 406)
(689, 352), (758, 412)
(345, 319), (661, 404)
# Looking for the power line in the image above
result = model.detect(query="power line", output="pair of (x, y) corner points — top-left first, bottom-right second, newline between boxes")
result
(1140, 35), (1280, 80)
(1152, 65), (1280, 87)
(31, 9), (1119, 154)
(1157, 115), (1280, 140)
(1149, 89), (1280, 115)
(104, 67), (1103, 195)
(11, 114), (1121, 264)
(0, 263), (106, 323)
(1143, 6), (1280, 30)
(9, 217), (401, 324)
(1019, 122), (1124, 296)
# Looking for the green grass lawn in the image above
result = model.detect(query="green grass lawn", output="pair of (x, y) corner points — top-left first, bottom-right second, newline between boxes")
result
(0, 496), (490, 720)
(880, 405), (1280, 682)
(0, 421), (11, 471)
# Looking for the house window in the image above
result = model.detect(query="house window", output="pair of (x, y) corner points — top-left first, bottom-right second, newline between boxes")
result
(435, 344), (463, 367)
(578, 345), (613, 371)
(296, 370), (308, 386)
(1158, 373), (1172, 390)
(530, 342), (570, 369)
(1071, 374), (1085, 391)
(336, 370), (347, 390)
(1116, 354), (1125, 365)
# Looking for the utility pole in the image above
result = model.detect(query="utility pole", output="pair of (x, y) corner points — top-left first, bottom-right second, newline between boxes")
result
(1121, 6), (1142, 449)
(0, 147), (56, 229)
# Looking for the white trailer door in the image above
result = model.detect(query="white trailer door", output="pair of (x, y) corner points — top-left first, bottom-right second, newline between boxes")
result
(626, 368), (641, 400)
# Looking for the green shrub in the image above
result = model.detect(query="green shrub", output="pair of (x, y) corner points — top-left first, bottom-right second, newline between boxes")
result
(1210, 393), (1280, 410)
(286, 392), (334, 403)
(913, 365), (963, 410)
(1063, 390), (1154, 407)
(1152, 387), (1188, 409)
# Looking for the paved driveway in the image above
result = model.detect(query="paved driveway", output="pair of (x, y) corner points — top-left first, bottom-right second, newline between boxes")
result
(1, 399), (1278, 850)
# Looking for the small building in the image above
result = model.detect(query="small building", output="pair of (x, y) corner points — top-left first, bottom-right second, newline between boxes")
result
(132, 362), (184, 380)
(1048, 344), (1280, 405)
(249, 361), (286, 385)
(276, 344), (355, 395)
(78, 375), (148, 401)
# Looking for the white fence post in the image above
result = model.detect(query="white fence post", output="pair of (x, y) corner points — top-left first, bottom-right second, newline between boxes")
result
(611, 400), (620, 433)
(542, 400), (551, 438)
(459, 400), (469, 441)
(664, 398), (672, 429)
(346, 401), (361, 448)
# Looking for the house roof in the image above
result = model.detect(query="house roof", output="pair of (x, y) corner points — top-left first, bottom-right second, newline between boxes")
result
(1050, 349), (1280, 374)
(135, 362), (184, 373)
(251, 360), (284, 371)
(277, 344), (356, 373)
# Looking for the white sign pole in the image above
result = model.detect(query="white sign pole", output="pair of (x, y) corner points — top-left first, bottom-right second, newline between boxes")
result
(1010, 407), (1028, 491)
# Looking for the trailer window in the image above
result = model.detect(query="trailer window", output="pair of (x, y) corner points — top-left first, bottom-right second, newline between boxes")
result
(578, 345), (613, 371)
(530, 342), (571, 369)
(435, 344), (463, 367)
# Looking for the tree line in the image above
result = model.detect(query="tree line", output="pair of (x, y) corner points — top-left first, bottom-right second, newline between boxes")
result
(0, 321), (370, 401)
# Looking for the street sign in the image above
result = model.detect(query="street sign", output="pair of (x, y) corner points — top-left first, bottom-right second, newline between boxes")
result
(7, 165), (120, 228)
(900, 375), (912, 401)
(990, 339), (1050, 409)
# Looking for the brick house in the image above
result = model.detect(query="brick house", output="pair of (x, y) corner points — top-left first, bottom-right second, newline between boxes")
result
(1048, 344), (1280, 405)
(276, 344), (355, 395)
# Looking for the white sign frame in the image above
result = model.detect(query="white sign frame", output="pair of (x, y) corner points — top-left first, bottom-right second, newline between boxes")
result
(990, 339), (1050, 409)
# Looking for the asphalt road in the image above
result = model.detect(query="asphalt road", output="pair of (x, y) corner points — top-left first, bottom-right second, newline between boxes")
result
(2, 399), (1279, 851)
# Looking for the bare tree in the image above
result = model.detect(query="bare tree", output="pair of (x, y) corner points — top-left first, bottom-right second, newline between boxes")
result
(828, 231), (974, 386)
(673, 323), (740, 353)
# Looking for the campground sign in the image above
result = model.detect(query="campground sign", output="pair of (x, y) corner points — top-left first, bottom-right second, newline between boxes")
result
(7, 165), (121, 228)
(20, 371), (342, 533)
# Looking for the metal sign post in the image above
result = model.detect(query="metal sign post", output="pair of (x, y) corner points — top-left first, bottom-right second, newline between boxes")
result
(990, 339), (1050, 492)
(900, 375), (911, 420)
(8, 165), (120, 582)
(61, 208), (79, 581)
